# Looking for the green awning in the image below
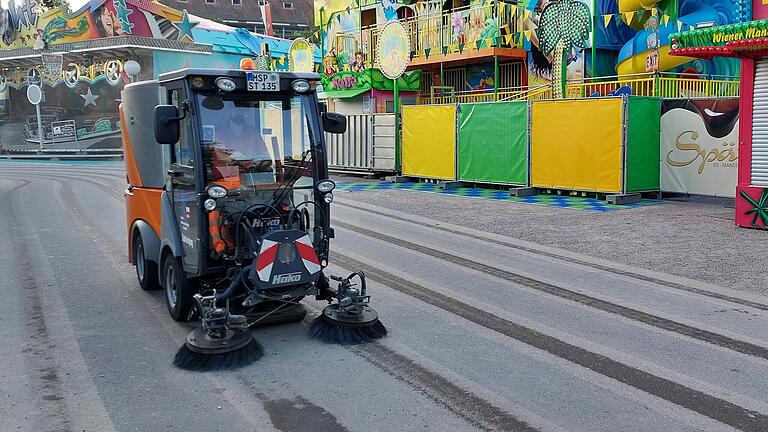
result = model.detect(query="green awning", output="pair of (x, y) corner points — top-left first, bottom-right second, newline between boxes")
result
(321, 87), (371, 99)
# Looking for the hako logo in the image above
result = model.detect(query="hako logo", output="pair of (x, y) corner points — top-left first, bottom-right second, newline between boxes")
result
(272, 272), (302, 285)
(666, 130), (738, 174)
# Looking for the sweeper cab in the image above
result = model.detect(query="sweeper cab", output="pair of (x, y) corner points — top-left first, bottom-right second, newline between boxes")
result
(120, 68), (386, 370)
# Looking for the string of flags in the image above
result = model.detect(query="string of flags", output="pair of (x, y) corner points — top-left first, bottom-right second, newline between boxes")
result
(600, 8), (697, 32)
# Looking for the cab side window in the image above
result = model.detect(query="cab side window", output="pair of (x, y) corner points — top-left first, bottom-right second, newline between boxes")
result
(170, 89), (194, 167)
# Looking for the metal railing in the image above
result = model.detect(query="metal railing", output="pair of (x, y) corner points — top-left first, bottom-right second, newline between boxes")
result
(416, 72), (739, 104)
(565, 72), (740, 98)
(333, 2), (523, 64)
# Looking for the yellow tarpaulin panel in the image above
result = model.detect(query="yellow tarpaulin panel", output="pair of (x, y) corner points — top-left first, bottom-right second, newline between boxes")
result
(402, 105), (456, 180)
(531, 98), (624, 193)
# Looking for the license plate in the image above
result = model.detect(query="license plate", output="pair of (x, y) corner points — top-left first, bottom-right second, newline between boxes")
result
(246, 72), (279, 91)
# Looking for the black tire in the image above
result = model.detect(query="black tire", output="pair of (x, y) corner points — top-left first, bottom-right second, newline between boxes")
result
(134, 234), (160, 291)
(162, 255), (195, 321)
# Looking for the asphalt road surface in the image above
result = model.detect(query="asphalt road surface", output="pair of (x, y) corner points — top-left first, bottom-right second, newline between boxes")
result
(2, 162), (768, 432)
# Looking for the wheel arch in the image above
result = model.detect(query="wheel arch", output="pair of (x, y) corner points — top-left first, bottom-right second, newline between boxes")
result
(131, 220), (161, 265)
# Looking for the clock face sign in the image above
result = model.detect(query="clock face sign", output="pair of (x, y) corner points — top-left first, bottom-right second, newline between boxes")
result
(376, 21), (411, 80)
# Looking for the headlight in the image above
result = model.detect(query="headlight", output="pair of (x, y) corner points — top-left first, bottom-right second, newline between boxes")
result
(204, 198), (217, 211)
(215, 77), (237, 92)
(323, 193), (334, 204)
(316, 180), (336, 193)
(292, 79), (310, 93)
(207, 185), (228, 198)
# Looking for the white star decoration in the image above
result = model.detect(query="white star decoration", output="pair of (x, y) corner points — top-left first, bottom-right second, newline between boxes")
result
(80, 88), (99, 107)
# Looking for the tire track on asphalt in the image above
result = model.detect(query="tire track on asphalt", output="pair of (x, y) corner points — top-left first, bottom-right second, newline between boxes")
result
(335, 200), (768, 312)
(331, 252), (768, 432)
(0, 179), (74, 432)
(334, 220), (768, 362)
(43, 172), (543, 432)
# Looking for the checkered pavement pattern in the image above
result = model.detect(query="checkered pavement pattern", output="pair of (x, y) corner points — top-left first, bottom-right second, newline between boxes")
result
(335, 182), (663, 213)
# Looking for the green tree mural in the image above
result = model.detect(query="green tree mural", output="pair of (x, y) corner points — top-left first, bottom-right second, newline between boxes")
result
(537, 0), (591, 98)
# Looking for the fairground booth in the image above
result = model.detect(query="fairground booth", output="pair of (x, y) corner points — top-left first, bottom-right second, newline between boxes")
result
(0, 0), (297, 154)
(669, 1), (768, 229)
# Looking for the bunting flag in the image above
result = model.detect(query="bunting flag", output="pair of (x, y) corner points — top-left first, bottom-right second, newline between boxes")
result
(475, 40), (482, 49)
(458, 43), (465, 53)
(603, 14), (612, 28)
(523, 30), (533, 41)
(651, 8), (658, 17)
(501, 24), (510, 33)
(663, 15), (670, 26)
(504, 34), (513, 45)
(424, 48), (431, 58)
(509, 4), (518, 15)
(677, 20), (683, 32)
(485, 38), (492, 48)
(624, 11), (635, 25)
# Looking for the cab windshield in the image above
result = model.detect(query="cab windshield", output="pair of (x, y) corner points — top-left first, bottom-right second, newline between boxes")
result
(197, 93), (315, 196)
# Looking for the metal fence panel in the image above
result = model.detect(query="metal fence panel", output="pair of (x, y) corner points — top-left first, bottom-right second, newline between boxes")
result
(324, 113), (397, 173)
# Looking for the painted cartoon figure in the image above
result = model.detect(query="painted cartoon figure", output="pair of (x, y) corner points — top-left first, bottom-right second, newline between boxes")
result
(94, 4), (126, 38)
(351, 52), (366, 72)
(323, 55), (337, 77)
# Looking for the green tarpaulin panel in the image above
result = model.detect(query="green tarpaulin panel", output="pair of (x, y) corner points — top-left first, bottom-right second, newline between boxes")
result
(625, 97), (661, 192)
(458, 102), (528, 185)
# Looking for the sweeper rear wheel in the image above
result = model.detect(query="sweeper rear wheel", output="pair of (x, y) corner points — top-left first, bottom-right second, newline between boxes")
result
(134, 234), (160, 291)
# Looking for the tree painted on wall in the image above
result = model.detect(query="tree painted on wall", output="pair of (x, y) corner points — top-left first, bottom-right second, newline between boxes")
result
(537, 0), (591, 98)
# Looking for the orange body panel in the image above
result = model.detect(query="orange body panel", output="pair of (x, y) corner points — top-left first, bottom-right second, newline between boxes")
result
(125, 187), (164, 262)
(120, 104), (143, 187)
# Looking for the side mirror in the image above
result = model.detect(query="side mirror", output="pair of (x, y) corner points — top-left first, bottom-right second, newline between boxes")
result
(154, 105), (180, 144)
(322, 112), (347, 134)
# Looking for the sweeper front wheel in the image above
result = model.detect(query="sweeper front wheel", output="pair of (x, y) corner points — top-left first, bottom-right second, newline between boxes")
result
(163, 255), (195, 321)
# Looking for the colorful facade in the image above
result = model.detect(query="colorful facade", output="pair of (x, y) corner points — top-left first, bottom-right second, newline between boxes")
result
(0, 0), (296, 152)
(670, 1), (768, 229)
(314, 0), (746, 101)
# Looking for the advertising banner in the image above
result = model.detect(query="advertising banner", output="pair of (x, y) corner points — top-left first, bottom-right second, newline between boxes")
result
(660, 99), (739, 197)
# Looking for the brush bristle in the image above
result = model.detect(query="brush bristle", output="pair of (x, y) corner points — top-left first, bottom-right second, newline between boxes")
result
(173, 338), (264, 371)
(309, 315), (387, 345)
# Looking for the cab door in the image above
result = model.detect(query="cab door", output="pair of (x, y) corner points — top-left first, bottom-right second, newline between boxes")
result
(167, 86), (201, 274)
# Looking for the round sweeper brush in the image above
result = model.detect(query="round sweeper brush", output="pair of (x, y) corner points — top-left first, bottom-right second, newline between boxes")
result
(173, 327), (264, 372)
(309, 304), (387, 345)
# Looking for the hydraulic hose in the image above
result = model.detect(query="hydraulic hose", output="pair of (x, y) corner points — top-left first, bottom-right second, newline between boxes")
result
(215, 266), (251, 301)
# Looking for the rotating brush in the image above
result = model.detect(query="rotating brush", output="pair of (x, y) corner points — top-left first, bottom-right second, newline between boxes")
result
(173, 311), (264, 372)
(173, 336), (264, 372)
(309, 272), (387, 345)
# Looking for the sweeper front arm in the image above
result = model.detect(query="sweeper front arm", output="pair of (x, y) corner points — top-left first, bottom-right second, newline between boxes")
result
(121, 68), (386, 370)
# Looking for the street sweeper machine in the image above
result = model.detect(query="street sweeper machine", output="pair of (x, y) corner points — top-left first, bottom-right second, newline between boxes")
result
(120, 68), (386, 370)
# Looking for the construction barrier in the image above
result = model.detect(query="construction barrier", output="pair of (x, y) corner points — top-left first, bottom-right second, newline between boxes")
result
(457, 101), (528, 185)
(402, 105), (456, 180)
(531, 97), (660, 194)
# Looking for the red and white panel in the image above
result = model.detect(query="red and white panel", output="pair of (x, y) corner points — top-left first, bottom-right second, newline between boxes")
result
(255, 239), (279, 282)
(294, 234), (321, 275)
